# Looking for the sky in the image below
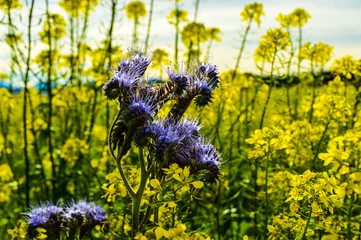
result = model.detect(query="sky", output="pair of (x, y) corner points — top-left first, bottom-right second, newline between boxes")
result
(1, 0), (361, 85)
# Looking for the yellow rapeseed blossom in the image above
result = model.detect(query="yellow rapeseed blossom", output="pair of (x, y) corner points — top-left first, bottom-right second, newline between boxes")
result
(0, 0), (22, 13)
(125, 1), (146, 21)
(59, 0), (98, 18)
(289, 8), (311, 27)
(330, 55), (358, 79)
(246, 126), (290, 159)
(0, 163), (13, 182)
(313, 94), (351, 123)
(167, 9), (189, 25)
(240, 3), (265, 28)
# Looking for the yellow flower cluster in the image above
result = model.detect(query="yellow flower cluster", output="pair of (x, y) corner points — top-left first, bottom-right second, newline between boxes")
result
(330, 55), (359, 79)
(246, 126), (290, 159)
(240, 3), (265, 27)
(313, 94), (351, 123)
(135, 223), (211, 240)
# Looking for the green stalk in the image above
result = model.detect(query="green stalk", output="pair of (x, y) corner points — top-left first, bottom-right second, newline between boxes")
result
(259, 47), (277, 129)
(311, 118), (331, 171)
(132, 17), (139, 47)
(308, 59), (317, 123)
(347, 193), (354, 240)
(264, 148), (271, 238)
(23, 0), (36, 208)
(294, 23), (303, 119)
(45, 0), (57, 200)
(174, 1), (180, 63)
(144, 0), (154, 49)
(132, 148), (148, 237)
(231, 18), (252, 82)
(301, 207), (312, 240)
(286, 27), (294, 119)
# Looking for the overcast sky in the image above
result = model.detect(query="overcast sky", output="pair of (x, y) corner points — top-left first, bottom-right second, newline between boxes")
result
(1, 0), (361, 82)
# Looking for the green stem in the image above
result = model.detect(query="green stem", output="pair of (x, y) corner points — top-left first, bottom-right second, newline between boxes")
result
(23, 0), (36, 208)
(144, 0), (154, 49)
(259, 48), (277, 129)
(347, 193), (355, 239)
(231, 18), (252, 82)
(132, 147), (149, 238)
(312, 118), (331, 171)
(264, 148), (270, 238)
(301, 207), (312, 240)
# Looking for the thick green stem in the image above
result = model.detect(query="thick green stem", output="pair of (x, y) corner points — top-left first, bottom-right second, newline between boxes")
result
(132, 148), (149, 238)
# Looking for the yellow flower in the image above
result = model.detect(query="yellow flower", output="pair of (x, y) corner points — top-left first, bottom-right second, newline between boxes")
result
(125, 1), (146, 21)
(330, 55), (358, 79)
(240, 3), (265, 28)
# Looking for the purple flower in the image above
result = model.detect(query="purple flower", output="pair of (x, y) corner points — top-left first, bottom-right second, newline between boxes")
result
(102, 77), (121, 100)
(25, 202), (64, 239)
(197, 63), (220, 90)
(169, 73), (189, 95)
(65, 200), (106, 223)
(129, 51), (152, 78)
(188, 141), (222, 182)
(65, 200), (107, 240)
(122, 91), (158, 127)
(103, 50), (153, 100)
(87, 205), (107, 222)
(65, 200), (92, 222)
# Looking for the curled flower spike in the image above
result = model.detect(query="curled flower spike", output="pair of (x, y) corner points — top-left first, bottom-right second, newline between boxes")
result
(169, 73), (189, 95)
(121, 90), (158, 127)
(103, 50), (153, 100)
(102, 77), (121, 100)
(188, 141), (222, 183)
(129, 50), (153, 78)
(25, 202), (64, 239)
(193, 80), (213, 107)
(197, 63), (221, 90)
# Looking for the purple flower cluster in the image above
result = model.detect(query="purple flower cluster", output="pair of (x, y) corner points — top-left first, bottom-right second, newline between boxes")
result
(103, 50), (152, 100)
(104, 50), (222, 182)
(65, 200), (106, 223)
(26, 202), (63, 239)
(25, 200), (106, 240)
(135, 117), (221, 182)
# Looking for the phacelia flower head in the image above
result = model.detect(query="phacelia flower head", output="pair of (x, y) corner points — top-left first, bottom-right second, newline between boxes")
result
(198, 63), (221, 90)
(102, 77), (121, 100)
(121, 91), (158, 127)
(65, 200), (107, 240)
(25, 202), (64, 239)
(65, 200), (107, 223)
(188, 140), (222, 183)
(103, 50), (153, 100)
(169, 73), (189, 96)
(129, 50), (153, 78)
(65, 200), (92, 222)
(193, 80), (213, 107)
